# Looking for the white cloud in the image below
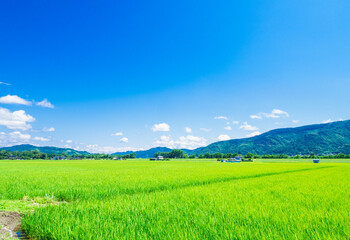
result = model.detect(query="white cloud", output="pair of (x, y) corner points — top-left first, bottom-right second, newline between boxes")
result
(66, 140), (73, 143)
(250, 115), (262, 119)
(246, 131), (261, 137)
(111, 132), (123, 136)
(177, 135), (207, 149)
(120, 137), (129, 143)
(9, 131), (31, 141)
(240, 122), (259, 131)
(154, 135), (207, 150)
(217, 134), (231, 141)
(152, 123), (170, 132)
(214, 116), (228, 120)
(185, 127), (192, 133)
(224, 126), (232, 130)
(0, 131), (32, 146)
(0, 95), (32, 106)
(200, 128), (211, 132)
(322, 119), (343, 124)
(251, 109), (289, 119)
(0, 82), (11, 86)
(292, 120), (300, 124)
(36, 99), (54, 108)
(0, 107), (35, 130)
(232, 121), (239, 124)
(79, 144), (118, 154)
(34, 136), (49, 142)
(43, 127), (55, 132)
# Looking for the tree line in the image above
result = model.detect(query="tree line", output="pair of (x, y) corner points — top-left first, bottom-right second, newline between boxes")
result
(154, 150), (350, 159)
(0, 150), (136, 160)
(2, 149), (350, 160)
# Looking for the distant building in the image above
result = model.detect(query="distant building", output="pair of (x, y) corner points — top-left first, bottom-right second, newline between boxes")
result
(150, 156), (164, 161)
(226, 156), (242, 163)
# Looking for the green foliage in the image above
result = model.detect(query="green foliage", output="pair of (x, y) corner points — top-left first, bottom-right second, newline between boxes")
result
(191, 120), (350, 155)
(154, 149), (186, 158)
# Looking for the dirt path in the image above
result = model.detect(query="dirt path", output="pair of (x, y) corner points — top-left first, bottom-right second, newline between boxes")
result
(0, 211), (23, 239)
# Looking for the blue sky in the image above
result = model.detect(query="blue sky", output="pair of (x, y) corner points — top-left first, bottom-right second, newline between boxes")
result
(0, 0), (349, 153)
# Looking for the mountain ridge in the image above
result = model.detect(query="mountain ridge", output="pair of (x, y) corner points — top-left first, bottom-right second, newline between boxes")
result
(2, 120), (350, 157)
(0, 144), (90, 155)
(114, 120), (350, 157)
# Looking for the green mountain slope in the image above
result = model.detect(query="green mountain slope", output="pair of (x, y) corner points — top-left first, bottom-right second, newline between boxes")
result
(0, 144), (89, 155)
(113, 147), (172, 158)
(190, 120), (350, 155)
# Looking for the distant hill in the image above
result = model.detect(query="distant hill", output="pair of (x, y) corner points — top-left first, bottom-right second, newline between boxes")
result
(3, 120), (350, 157)
(0, 144), (89, 155)
(113, 147), (172, 158)
(189, 120), (350, 156)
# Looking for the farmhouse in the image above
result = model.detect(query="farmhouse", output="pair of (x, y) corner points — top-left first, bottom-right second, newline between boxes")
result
(52, 156), (66, 160)
(150, 156), (164, 161)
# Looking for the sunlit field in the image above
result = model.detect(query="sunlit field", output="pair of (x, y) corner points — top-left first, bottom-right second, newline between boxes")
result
(1, 160), (349, 239)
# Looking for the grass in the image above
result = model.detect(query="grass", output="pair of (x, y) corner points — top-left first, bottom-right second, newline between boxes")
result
(0, 160), (349, 239)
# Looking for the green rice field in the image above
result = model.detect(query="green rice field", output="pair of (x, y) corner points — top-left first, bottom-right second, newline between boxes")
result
(1, 160), (349, 239)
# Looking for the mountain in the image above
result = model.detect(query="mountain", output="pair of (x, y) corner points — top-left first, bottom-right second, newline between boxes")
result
(189, 120), (350, 155)
(3, 120), (350, 157)
(0, 144), (90, 155)
(113, 147), (172, 158)
(113, 120), (350, 157)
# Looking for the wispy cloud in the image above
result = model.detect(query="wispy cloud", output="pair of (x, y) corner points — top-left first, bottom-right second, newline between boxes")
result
(152, 123), (170, 132)
(240, 122), (259, 131)
(214, 116), (228, 120)
(34, 136), (49, 142)
(0, 82), (11, 86)
(322, 118), (343, 124)
(250, 109), (289, 119)
(0, 131), (31, 146)
(185, 127), (192, 133)
(200, 128), (211, 132)
(111, 132), (123, 136)
(43, 127), (55, 132)
(154, 135), (207, 149)
(250, 115), (262, 119)
(224, 126), (232, 130)
(246, 131), (261, 137)
(36, 99), (54, 108)
(120, 137), (129, 143)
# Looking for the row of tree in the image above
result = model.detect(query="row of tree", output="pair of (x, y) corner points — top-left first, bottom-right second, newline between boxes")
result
(2, 149), (350, 160)
(154, 149), (192, 159)
(0, 150), (135, 160)
(154, 151), (350, 159)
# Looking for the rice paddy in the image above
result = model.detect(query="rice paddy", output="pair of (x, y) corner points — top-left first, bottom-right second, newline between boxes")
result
(1, 160), (349, 239)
